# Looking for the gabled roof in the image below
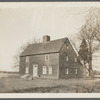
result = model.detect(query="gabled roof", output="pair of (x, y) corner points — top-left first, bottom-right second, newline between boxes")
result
(20, 37), (68, 57)
(68, 39), (79, 56)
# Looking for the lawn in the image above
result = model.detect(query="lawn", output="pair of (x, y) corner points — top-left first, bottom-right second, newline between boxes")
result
(0, 75), (100, 93)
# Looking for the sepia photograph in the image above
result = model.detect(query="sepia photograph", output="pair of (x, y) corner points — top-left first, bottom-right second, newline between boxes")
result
(0, 2), (100, 98)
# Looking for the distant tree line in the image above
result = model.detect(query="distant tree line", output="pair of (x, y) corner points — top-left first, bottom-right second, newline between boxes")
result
(93, 70), (100, 75)
(13, 38), (41, 69)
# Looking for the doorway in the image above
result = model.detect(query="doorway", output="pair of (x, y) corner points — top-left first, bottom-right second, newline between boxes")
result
(33, 64), (38, 77)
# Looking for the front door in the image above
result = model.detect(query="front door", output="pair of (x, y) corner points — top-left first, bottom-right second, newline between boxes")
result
(33, 64), (38, 77)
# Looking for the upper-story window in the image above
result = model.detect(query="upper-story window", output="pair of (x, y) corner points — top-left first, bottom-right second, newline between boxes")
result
(75, 68), (78, 74)
(66, 44), (69, 49)
(66, 68), (69, 74)
(66, 56), (68, 61)
(74, 57), (77, 62)
(45, 54), (49, 61)
(26, 56), (29, 62)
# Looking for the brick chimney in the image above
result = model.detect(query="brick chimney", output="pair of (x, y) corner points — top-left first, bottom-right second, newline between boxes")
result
(43, 35), (50, 42)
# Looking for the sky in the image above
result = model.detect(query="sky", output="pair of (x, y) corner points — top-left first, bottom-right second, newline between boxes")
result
(0, 2), (100, 71)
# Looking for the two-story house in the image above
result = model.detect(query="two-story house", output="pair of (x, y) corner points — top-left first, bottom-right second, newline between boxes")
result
(19, 35), (84, 79)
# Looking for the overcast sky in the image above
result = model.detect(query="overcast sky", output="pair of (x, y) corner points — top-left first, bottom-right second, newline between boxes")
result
(0, 2), (100, 71)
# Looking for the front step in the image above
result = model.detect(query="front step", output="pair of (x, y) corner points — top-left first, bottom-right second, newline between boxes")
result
(21, 74), (39, 80)
(21, 74), (29, 79)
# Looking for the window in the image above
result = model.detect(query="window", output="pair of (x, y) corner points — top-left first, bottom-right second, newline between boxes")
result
(74, 57), (77, 62)
(26, 56), (29, 73)
(75, 68), (78, 74)
(26, 56), (29, 62)
(66, 45), (69, 49)
(43, 66), (47, 74)
(26, 66), (29, 74)
(66, 68), (69, 74)
(66, 56), (68, 61)
(48, 66), (52, 74)
(45, 54), (49, 61)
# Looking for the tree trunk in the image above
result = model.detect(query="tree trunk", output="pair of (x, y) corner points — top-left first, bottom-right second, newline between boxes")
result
(88, 43), (94, 77)
(88, 60), (92, 75)
(88, 54), (94, 78)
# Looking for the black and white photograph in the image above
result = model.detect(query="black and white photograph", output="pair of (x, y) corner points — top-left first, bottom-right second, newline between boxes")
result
(0, 2), (100, 96)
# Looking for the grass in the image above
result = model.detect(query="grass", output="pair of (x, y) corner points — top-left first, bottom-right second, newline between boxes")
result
(0, 74), (100, 93)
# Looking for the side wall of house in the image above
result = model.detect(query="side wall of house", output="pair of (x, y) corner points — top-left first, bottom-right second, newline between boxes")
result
(29, 53), (59, 79)
(19, 57), (26, 75)
(59, 39), (84, 79)
(19, 53), (59, 79)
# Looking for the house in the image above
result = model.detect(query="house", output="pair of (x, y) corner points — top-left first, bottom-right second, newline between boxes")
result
(19, 35), (85, 79)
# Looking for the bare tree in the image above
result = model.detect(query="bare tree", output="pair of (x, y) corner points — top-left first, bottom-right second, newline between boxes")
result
(79, 8), (100, 76)
(13, 38), (41, 69)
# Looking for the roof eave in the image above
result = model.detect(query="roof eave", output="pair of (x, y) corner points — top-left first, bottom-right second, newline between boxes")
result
(20, 51), (59, 57)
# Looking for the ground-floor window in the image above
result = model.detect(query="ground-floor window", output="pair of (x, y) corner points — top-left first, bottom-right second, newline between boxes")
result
(43, 66), (47, 74)
(66, 68), (69, 74)
(75, 68), (78, 74)
(48, 66), (52, 74)
(26, 66), (29, 74)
